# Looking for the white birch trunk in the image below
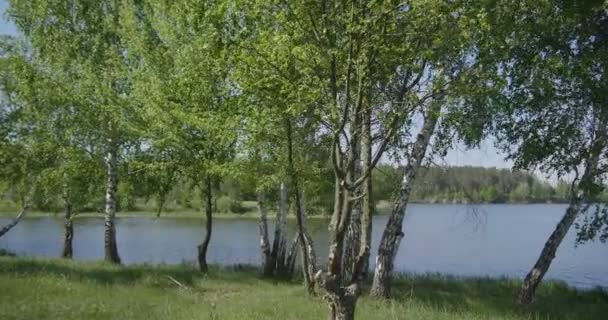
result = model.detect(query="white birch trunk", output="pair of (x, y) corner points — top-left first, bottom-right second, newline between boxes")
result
(258, 191), (273, 276)
(518, 131), (604, 303)
(0, 203), (29, 239)
(103, 145), (121, 264)
(371, 104), (441, 298)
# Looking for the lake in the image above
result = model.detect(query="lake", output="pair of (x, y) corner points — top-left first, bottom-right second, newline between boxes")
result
(1, 204), (607, 289)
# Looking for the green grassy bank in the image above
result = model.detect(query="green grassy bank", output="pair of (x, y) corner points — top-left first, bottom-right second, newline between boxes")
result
(0, 200), (333, 220)
(0, 257), (606, 320)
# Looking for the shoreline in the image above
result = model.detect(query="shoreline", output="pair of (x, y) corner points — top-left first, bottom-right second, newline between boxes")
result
(0, 202), (572, 220)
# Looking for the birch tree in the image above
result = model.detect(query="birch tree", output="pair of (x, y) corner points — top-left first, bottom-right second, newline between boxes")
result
(370, 4), (481, 293)
(232, 1), (329, 288)
(0, 34), (103, 252)
(8, 0), (148, 264)
(119, 0), (237, 272)
(0, 37), (36, 238)
(241, 130), (311, 280)
(236, 1), (480, 318)
(0, 37), (60, 239)
(459, 0), (608, 304)
(370, 103), (441, 297)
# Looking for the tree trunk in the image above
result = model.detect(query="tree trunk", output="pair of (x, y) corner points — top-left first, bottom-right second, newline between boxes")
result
(517, 125), (604, 304)
(0, 203), (29, 239)
(295, 190), (316, 294)
(299, 192), (318, 291)
(317, 279), (358, 320)
(315, 167), (357, 319)
(329, 301), (356, 320)
(296, 190), (318, 281)
(156, 168), (176, 218)
(331, 296), (356, 320)
(273, 182), (289, 276)
(319, 132), (364, 320)
(156, 192), (166, 218)
(258, 191), (274, 276)
(285, 234), (300, 277)
(302, 229), (317, 281)
(370, 201), (406, 298)
(61, 199), (74, 258)
(518, 203), (580, 304)
(285, 117), (317, 293)
(342, 80), (364, 283)
(360, 103), (373, 278)
(342, 206), (361, 284)
(198, 177), (213, 272)
(342, 132), (361, 285)
(104, 146), (121, 264)
(371, 104), (440, 298)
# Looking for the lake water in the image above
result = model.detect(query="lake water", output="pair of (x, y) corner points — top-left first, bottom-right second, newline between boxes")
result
(1, 204), (607, 289)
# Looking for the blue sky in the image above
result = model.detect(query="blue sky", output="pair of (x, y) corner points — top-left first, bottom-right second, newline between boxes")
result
(0, 0), (16, 35)
(0, 0), (510, 170)
(445, 140), (509, 168)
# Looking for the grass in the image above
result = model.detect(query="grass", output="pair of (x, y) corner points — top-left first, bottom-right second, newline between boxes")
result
(0, 257), (606, 320)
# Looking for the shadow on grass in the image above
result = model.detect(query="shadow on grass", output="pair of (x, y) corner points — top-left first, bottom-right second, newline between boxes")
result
(388, 273), (608, 320)
(0, 257), (296, 289)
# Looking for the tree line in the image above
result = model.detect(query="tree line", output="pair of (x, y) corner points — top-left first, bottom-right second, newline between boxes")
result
(0, 1), (606, 319)
(374, 165), (604, 205)
(2, 164), (584, 214)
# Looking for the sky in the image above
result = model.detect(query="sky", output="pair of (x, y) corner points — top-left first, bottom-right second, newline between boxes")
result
(0, 0), (511, 170)
(0, 1), (16, 36)
(445, 140), (510, 169)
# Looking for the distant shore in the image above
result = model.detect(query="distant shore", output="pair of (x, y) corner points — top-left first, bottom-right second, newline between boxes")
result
(0, 200), (571, 220)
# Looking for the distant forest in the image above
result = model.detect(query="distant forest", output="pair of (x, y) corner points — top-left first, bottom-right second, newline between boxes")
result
(226, 165), (591, 211)
(372, 165), (582, 205)
(2, 165), (602, 215)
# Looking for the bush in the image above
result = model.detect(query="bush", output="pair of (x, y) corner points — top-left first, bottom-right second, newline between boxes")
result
(215, 195), (247, 214)
(0, 249), (16, 257)
(117, 182), (138, 211)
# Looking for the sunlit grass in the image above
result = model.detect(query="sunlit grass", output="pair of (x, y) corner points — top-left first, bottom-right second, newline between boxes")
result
(0, 257), (605, 320)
